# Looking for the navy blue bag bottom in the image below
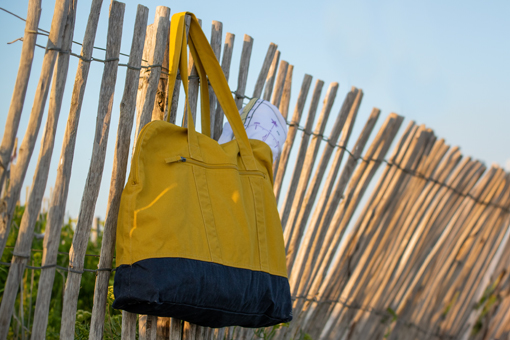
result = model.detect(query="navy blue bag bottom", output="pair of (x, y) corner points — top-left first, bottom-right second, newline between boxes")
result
(112, 258), (293, 328)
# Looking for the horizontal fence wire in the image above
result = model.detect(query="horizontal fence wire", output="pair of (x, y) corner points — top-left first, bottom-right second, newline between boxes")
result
(0, 247), (114, 273)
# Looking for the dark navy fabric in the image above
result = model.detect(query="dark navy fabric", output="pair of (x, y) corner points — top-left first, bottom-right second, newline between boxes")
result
(112, 258), (293, 328)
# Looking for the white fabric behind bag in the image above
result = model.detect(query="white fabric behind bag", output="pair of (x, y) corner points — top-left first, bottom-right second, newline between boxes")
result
(218, 99), (288, 162)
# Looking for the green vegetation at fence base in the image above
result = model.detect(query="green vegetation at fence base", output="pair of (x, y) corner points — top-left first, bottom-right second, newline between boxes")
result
(0, 205), (118, 339)
(1, 206), (311, 339)
(74, 287), (126, 340)
(470, 273), (505, 337)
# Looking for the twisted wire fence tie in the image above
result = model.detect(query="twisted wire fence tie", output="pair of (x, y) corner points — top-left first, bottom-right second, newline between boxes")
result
(232, 91), (253, 100)
(11, 252), (30, 259)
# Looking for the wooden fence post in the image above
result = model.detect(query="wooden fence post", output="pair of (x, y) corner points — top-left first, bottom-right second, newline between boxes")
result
(279, 64), (294, 119)
(290, 107), (380, 293)
(252, 43), (278, 98)
(273, 74), (312, 197)
(262, 50), (280, 102)
(234, 34), (253, 109)
(275, 79), (323, 204)
(212, 32), (235, 140)
(0, 0), (68, 259)
(271, 60), (289, 109)
(58, 2), (125, 338)
(286, 88), (362, 272)
(183, 18), (202, 127)
(88, 5), (149, 340)
(281, 82), (338, 231)
(0, 0), (76, 336)
(208, 20), (223, 136)
(134, 7), (171, 137)
(0, 2), (70, 338)
(270, 61), (292, 176)
(29, 0), (105, 337)
(0, 0), (42, 191)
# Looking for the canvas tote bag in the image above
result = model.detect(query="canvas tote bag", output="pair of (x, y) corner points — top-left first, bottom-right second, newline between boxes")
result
(113, 12), (292, 328)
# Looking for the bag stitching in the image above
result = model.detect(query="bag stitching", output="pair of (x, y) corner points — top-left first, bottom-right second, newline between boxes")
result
(192, 165), (214, 262)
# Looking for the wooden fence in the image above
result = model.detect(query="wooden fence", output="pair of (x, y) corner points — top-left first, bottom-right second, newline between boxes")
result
(1, 1), (509, 339)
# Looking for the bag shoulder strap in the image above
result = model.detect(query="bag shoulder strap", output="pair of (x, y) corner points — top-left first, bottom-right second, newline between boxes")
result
(167, 12), (259, 171)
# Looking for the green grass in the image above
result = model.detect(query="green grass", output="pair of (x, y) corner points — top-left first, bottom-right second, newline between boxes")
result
(0, 205), (123, 339)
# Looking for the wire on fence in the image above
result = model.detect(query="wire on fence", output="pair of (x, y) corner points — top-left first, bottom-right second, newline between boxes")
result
(0, 260), (114, 273)
(1, 247), (114, 273)
(1, 7), (136, 62)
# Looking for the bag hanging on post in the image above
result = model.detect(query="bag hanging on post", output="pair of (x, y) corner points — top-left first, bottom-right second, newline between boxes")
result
(113, 12), (292, 328)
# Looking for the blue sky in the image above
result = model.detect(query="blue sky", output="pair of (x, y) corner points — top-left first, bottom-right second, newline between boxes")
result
(0, 0), (509, 219)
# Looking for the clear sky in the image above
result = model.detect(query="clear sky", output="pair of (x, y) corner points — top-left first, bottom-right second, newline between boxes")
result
(0, 0), (508, 219)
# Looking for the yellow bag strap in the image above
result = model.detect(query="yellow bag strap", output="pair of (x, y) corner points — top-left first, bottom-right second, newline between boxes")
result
(166, 12), (258, 171)
(166, 14), (204, 160)
(240, 98), (259, 123)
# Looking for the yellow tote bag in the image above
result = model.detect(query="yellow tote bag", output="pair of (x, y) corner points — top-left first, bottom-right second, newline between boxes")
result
(113, 12), (292, 328)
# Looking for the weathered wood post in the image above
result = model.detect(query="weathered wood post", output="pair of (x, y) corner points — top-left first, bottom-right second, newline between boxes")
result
(234, 34), (253, 109)
(0, 0), (42, 191)
(58, 2), (125, 337)
(30, 0), (105, 337)
(0, 0), (68, 259)
(0, 0), (70, 337)
(88, 5), (149, 340)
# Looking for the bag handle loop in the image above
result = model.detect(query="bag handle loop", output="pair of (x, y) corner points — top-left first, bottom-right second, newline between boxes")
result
(166, 12), (258, 171)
